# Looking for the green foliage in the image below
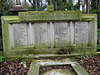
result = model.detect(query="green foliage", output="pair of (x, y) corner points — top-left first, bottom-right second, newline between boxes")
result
(20, 61), (27, 67)
(0, 51), (8, 62)
(80, 53), (89, 64)
(0, 0), (13, 16)
(0, 0), (13, 37)
(90, 1), (100, 51)
(47, 0), (74, 11)
(97, 29), (100, 51)
(0, 0), (13, 51)
(90, 10), (100, 28)
(73, 3), (79, 10)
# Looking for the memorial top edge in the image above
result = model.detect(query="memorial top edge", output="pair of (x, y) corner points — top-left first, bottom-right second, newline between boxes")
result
(18, 11), (82, 21)
(1, 11), (97, 23)
(19, 11), (82, 14)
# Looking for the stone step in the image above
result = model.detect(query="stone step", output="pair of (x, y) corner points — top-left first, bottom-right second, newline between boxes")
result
(22, 54), (80, 59)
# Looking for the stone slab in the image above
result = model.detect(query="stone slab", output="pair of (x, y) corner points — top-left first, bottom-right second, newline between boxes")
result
(38, 59), (70, 66)
(42, 69), (76, 75)
(13, 23), (28, 47)
(69, 59), (89, 75)
(75, 22), (88, 45)
(33, 23), (48, 48)
(55, 22), (69, 47)
(19, 11), (81, 21)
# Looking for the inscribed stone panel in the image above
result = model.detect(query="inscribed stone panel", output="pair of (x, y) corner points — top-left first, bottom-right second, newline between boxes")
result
(13, 23), (28, 47)
(75, 22), (88, 45)
(55, 22), (69, 47)
(34, 23), (48, 48)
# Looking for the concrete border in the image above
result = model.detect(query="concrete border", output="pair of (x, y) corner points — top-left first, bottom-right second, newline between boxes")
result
(28, 59), (89, 75)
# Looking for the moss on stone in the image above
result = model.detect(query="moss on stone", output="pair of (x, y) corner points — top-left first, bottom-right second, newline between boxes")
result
(70, 59), (89, 75)
(47, 5), (54, 12)
(19, 11), (82, 21)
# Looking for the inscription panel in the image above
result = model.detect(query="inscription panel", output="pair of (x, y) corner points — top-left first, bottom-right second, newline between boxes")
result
(75, 22), (88, 45)
(19, 12), (81, 21)
(33, 23), (48, 48)
(55, 22), (69, 47)
(13, 23), (28, 47)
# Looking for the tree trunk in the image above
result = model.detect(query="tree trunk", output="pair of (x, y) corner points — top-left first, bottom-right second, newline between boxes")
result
(83, 0), (85, 14)
(25, 0), (26, 6)
(35, 0), (38, 11)
(78, 0), (80, 10)
(16, 0), (18, 5)
(86, 0), (89, 14)
(98, 0), (100, 10)
(19, 0), (21, 5)
(82, 0), (84, 13)
(41, 0), (42, 10)
(50, 0), (52, 5)
(16, 0), (21, 5)
(55, 0), (57, 10)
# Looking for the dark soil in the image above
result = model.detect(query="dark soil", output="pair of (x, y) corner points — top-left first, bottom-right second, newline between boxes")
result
(0, 59), (32, 75)
(39, 65), (76, 75)
(0, 56), (100, 75)
(76, 56), (100, 75)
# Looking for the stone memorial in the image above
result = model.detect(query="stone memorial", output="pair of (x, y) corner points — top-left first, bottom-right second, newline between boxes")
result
(1, 5), (97, 57)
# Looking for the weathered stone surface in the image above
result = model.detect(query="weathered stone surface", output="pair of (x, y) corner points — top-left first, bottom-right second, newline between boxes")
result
(33, 23), (48, 48)
(19, 11), (81, 21)
(13, 23), (28, 47)
(75, 22), (88, 45)
(39, 59), (70, 66)
(47, 5), (54, 11)
(55, 22), (69, 47)
(42, 69), (76, 75)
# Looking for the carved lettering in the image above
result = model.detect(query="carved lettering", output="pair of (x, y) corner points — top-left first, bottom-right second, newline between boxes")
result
(55, 22), (69, 47)
(75, 22), (88, 45)
(13, 23), (27, 47)
(34, 23), (48, 46)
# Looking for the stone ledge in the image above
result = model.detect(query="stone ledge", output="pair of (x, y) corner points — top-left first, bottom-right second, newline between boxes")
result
(22, 54), (80, 59)
(19, 11), (82, 21)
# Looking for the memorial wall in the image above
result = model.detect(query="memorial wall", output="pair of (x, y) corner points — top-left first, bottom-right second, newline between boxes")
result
(1, 8), (97, 57)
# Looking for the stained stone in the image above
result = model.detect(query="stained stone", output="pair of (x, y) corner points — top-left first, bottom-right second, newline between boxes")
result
(55, 22), (69, 47)
(13, 23), (28, 47)
(75, 22), (88, 45)
(33, 23), (48, 48)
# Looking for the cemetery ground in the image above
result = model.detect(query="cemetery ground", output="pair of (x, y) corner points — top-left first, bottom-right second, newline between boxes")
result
(0, 55), (100, 75)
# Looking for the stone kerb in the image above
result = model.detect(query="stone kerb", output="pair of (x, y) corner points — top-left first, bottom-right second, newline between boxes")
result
(1, 11), (97, 58)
